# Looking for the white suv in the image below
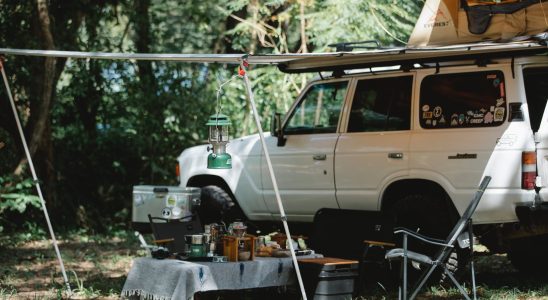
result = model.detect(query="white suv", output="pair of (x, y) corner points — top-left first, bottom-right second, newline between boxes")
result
(177, 41), (548, 272)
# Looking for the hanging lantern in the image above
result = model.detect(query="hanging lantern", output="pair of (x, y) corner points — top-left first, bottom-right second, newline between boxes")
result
(206, 113), (232, 169)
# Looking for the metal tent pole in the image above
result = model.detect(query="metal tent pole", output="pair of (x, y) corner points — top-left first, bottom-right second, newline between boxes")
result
(0, 60), (72, 295)
(240, 60), (308, 300)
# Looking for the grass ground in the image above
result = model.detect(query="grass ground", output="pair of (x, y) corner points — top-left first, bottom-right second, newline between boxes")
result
(0, 231), (547, 299)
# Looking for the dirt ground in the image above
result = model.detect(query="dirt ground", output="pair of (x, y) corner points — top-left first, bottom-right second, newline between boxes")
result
(1, 233), (548, 299)
(0, 232), (141, 299)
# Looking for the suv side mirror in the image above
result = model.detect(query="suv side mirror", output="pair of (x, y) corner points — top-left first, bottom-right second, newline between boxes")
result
(270, 112), (286, 147)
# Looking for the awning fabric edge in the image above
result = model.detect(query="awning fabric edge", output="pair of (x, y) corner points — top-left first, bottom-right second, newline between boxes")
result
(0, 38), (547, 73)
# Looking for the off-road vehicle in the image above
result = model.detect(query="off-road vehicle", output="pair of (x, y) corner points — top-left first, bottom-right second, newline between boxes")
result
(177, 40), (548, 272)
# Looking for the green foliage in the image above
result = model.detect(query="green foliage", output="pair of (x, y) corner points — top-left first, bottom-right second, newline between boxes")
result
(308, 0), (421, 49)
(0, 175), (40, 215)
(0, 128), (18, 173)
(0, 0), (423, 231)
(0, 174), (44, 238)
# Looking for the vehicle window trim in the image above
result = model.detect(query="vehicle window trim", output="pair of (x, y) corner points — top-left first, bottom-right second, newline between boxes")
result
(418, 70), (507, 130)
(341, 74), (415, 134)
(282, 78), (350, 135)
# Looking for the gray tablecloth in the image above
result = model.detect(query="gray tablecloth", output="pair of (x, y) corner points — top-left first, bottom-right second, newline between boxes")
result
(121, 255), (318, 300)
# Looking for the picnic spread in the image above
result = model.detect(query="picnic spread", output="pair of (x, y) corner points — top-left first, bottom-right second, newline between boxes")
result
(121, 255), (322, 300)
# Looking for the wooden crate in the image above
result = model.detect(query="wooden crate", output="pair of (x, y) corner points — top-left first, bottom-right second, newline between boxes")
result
(271, 233), (307, 249)
(222, 235), (256, 262)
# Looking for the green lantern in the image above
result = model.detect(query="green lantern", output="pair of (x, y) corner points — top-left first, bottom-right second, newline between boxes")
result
(206, 113), (232, 169)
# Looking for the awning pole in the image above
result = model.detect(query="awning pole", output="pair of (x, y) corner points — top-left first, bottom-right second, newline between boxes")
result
(240, 59), (308, 300)
(0, 59), (72, 295)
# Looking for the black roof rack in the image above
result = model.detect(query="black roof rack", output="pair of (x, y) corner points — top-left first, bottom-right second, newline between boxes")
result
(327, 40), (384, 52)
(279, 40), (548, 73)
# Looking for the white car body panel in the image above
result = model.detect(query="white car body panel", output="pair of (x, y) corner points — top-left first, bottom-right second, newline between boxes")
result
(261, 133), (340, 222)
(177, 56), (548, 226)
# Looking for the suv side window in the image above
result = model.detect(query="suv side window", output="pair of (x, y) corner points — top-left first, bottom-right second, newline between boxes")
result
(285, 81), (348, 134)
(347, 76), (412, 132)
(420, 71), (506, 129)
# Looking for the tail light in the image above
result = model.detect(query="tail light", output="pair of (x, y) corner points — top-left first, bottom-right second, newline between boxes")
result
(522, 151), (536, 190)
(175, 163), (180, 178)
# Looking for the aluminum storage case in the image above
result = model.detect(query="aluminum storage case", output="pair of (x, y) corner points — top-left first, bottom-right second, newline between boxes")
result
(132, 186), (201, 232)
(298, 257), (359, 300)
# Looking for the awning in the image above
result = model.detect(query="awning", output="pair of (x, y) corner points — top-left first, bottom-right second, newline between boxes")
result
(2, 38), (547, 74)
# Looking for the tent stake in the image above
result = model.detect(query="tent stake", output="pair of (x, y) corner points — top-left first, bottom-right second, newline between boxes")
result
(240, 60), (308, 300)
(0, 60), (72, 295)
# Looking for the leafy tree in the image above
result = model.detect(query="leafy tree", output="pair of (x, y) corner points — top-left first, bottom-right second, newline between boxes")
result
(0, 0), (423, 231)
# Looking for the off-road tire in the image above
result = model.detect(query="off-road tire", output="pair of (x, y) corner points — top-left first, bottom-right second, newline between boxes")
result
(198, 185), (244, 225)
(390, 194), (468, 285)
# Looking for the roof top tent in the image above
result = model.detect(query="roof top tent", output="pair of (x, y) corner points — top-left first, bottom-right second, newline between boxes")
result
(408, 0), (548, 47)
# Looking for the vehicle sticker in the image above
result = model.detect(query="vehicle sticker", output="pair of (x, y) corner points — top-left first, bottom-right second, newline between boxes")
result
(433, 106), (442, 118)
(426, 119), (432, 125)
(473, 113), (484, 118)
(433, 119), (437, 126)
(490, 106), (495, 112)
(496, 98), (505, 107)
(422, 104), (430, 112)
(459, 114), (465, 125)
(470, 118), (483, 124)
(500, 82), (505, 97)
(451, 114), (458, 126)
(493, 78), (501, 87)
(167, 196), (176, 207)
(480, 108), (487, 113)
(439, 115), (446, 124)
(487, 74), (498, 79)
(162, 207), (172, 218)
(467, 110), (474, 116)
(484, 112), (493, 124)
(494, 107), (505, 122)
(171, 206), (182, 218)
(423, 111), (433, 119)
(465, 115), (471, 123)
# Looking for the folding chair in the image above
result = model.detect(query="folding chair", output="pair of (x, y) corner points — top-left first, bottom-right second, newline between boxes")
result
(148, 214), (203, 254)
(385, 176), (491, 300)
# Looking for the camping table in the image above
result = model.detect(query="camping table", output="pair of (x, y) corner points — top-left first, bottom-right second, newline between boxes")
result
(121, 255), (320, 300)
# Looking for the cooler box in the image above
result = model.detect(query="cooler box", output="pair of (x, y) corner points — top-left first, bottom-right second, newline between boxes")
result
(298, 257), (359, 300)
(132, 186), (200, 232)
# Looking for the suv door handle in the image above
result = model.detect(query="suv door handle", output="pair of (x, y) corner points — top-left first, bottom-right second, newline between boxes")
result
(388, 153), (404, 159)
(313, 154), (327, 161)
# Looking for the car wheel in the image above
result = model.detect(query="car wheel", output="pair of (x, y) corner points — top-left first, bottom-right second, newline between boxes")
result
(390, 193), (467, 284)
(508, 234), (548, 275)
(198, 185), (244, 225)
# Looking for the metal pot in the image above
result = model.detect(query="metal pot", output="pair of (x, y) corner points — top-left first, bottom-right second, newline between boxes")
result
(192, 234), (204, 245)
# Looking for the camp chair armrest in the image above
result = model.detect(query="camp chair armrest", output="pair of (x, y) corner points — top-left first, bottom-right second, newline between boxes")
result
(153, 238), (175, 244)
(393, 227), (453, 248)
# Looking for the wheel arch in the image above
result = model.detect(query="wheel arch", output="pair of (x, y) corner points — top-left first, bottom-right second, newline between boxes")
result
(380, 179), (460, 224)
(187, 175), (236, 200)
(188, 174), (251, 220)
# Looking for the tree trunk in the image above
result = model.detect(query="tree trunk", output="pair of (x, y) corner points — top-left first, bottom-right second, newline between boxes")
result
(134, 0), (159, 183)
(15, 0), (56, 172)
(12, 1), (58, 208)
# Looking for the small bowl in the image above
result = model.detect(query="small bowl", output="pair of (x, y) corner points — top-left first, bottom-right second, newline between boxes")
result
(238, 251), (251, 261)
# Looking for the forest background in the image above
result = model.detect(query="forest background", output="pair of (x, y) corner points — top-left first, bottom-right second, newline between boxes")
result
(0, 0), (420, 235)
